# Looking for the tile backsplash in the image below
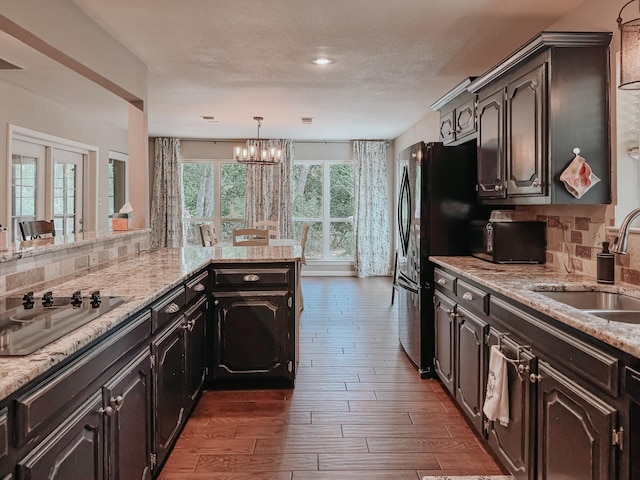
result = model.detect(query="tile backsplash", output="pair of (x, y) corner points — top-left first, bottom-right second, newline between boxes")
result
(519, 204), (640, 286)
(0, 230), (150, 296)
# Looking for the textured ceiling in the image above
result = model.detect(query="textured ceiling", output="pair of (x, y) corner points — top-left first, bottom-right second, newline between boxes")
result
(5, 0), (589, 140)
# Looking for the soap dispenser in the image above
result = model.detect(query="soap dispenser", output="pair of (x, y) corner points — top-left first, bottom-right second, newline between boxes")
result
(597, 241), (615, 284)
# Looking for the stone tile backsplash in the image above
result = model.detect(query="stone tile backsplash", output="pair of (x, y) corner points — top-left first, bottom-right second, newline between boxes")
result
(0, 230), (150, 296)
(519, 204), (640, 286)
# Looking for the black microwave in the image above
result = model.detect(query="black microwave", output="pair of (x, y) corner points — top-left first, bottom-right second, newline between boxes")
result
(469, 220), (546, 264)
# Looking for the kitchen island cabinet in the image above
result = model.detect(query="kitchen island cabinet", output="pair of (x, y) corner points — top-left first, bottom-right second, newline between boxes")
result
(431, 257), (631, 480)
(211, 263), (296, 386)
(0, 245), (302, 479)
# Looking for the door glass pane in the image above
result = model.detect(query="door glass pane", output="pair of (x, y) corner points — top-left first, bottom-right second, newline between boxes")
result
(330, 221), (354, 259)
(329, 164), (354, 218)
(220, 164), (246, 239)
(183, 222), (201, 246)
(293, 164), (323, 218)
(11, 155), (37, 240)
(294, 221), (322, 259)
(182, 163), (215, 219)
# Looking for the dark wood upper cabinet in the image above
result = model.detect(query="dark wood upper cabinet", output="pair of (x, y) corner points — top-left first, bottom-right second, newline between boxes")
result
(432, 77), (477, 146)
(469, 31), (612, 205)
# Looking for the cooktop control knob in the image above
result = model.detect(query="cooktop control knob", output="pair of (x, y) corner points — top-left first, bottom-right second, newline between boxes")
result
(71, 291), (83, 308)
(22, 292), (35, 309)
(90, 290), (101, 308)
(42, 291), (54, 308)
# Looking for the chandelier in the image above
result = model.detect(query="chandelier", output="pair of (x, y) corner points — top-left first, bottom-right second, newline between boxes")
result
(233, 116), (282, 164)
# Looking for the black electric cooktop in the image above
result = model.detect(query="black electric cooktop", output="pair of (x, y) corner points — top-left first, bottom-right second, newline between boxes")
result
(0, 292), (130, 356)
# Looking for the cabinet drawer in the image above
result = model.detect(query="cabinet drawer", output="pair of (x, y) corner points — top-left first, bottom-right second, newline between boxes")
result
(15, 311), (151, 445)
(434, 268), (455, 295)
(186, 270), (209, 305)
(214, 267), (290, 288)
(456, 279), (489, 315)
(151, 286), (186, 332)
(491, 297), (619, 397)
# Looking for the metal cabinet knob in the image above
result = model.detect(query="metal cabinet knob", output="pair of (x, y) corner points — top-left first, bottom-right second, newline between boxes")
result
(192, 283), (205, 292)
(100, 405), (114, 416)
(213, 299), (219, 306)
(462, 292), (473, 301)
(529, 373), (542, 383)
(243, 274), (260, 282)
(437, 278), (446, 286)
(164, 303), (180, 314)
(111, 395), (124, 410)
(532, 178), (540, 188)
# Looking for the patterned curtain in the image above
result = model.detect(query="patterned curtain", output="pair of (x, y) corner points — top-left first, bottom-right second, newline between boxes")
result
(353, 140), (391, 277)
(245, 139), (294, 238)
(150, 138), (184, 248)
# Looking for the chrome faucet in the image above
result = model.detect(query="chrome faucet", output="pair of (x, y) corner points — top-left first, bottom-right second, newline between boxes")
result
(612, 207), (640, 254)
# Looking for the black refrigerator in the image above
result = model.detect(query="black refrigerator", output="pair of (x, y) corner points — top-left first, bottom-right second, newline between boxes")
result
(396, 140), (481, 377)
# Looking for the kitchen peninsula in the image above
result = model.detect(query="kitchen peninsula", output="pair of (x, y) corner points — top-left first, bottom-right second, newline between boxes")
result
(0, 238), (302, 479)
(431, 255), (640, 480)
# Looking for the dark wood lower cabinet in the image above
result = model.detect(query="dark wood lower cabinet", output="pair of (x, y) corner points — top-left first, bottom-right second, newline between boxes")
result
(434, 292), (455, 396)
(536, 361), (618, 480)
(103, 348), (152, 480)
(455, 305), (488, 435)
(486, 329), (536, 480)
(17, 391), (104, 480)
(186, 296), (207, 407)
(213, 291), (292, 381)
(152, 316), (186, 470)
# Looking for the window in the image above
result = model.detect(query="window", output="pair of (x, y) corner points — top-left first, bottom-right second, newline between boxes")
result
(181, 161), (246, 245)
(292, 161), (355, 260)
(52, 149), (83, 235)
(11, 153), (39, 240)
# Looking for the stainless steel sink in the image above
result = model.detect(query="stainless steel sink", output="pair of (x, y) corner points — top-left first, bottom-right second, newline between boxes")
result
(535, 290), (640, 324)
(582, 310), (640, 324)
(536, 290), (640, 311)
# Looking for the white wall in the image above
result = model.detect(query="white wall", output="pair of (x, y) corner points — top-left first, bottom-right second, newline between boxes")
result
(0, 0), (149, 231)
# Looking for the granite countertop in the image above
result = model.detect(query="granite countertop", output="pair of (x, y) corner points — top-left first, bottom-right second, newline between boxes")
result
(430, 256), (640, 359)
(0, 244), (302, 400)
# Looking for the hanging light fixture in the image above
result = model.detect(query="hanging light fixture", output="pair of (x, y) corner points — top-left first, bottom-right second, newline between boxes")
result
(618, 0), (640, 89)
(233, 116), (282, 164)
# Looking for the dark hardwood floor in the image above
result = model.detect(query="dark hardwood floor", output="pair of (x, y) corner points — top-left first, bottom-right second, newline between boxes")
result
(159, 276), (506, 479)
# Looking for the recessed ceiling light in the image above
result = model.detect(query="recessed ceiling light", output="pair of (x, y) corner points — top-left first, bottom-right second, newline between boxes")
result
(312, 57), (333, 65)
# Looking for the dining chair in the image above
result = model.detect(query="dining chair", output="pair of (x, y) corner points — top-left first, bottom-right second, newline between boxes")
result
(19, 219), (56, 241)
(232, 228), (269, 246)
(253, 220), (279, 239)
(300, 223), (310, 265)
(199, 223), (218, 246)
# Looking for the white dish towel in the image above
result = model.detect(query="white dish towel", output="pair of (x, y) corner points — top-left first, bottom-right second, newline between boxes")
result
(483, 344), (510, 427)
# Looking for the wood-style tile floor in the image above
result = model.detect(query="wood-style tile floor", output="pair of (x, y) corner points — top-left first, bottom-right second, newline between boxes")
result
(159, 276), (506, 480)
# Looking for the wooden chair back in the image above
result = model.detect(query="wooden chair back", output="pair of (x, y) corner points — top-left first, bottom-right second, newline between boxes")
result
(232, 228), (269, 246)
(253, 220), (279, 239)
(199, 223), (218, 246)
(19, 219), (56, 241)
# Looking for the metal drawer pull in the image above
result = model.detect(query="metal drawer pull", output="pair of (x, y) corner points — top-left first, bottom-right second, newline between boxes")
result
(164, 303), (180, 314)
(111, 395), (124, 411)
(437, 278), (446, 285)
(462, 292), (473, 301)
(243, 274), (260, 282)
(192, 283), (205, 292)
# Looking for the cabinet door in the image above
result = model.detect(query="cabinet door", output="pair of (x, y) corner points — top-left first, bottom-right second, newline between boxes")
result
(506, 63), (546, 197)
(103, 348), (152, 480)
(213, 291), (291, 379)
(486, 329), (536, 480)
(152, 316), (186, 469)
(18, 391), (104, 480)
(439, 109), (455, 144)
(455, 305), (488, 434)
(455, 97), (476, 140)
(186, 296), (208, 405)
(477, 88), (506, 199)
(536, 361), (617, 480)
(434, 292), (456, 396)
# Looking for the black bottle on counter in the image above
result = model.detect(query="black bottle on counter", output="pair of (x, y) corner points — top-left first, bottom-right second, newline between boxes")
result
(597, 241), (615, 284)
